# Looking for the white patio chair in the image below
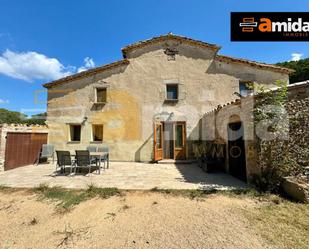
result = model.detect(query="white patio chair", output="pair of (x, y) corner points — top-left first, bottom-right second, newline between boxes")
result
(37, 144), (55, 165)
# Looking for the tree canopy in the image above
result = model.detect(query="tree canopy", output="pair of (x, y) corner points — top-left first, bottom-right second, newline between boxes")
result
(0, 108), (46, 125)
(277, 58), (309, 83)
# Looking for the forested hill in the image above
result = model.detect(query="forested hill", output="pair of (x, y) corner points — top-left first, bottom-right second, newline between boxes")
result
(277, 58), (309, 84)
(0, 108), (46, 125)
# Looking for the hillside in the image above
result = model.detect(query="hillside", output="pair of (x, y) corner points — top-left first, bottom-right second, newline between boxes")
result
(277, 58), (309, 83)
(0, 108), (46, 125)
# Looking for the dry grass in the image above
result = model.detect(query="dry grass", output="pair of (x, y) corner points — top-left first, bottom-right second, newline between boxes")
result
(33, 183), (120, 212)
(33, 185), (258, 212)
(149, 187), (263, 199)
(149, 187), (309, 248)
(0, 186), (308, 248)
(244, 198), (309, 249)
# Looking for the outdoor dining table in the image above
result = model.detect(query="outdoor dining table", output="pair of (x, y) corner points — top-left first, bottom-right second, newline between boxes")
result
(90, 152), (109, 169)
(70, 152), (109, 170)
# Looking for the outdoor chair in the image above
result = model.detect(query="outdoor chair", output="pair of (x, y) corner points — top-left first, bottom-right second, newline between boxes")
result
(37, 144), (55, 165)
(98, 146), (109, 168)
(75, 150), (100, 175)
(87, 145), (97, 152)
(55, 150), (75, 175)
(87, 145), (99, 163)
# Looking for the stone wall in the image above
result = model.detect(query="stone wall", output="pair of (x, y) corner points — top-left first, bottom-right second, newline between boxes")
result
(0, 124), (48, 171)
(200, 81), (309, 183)
(46, 40), (289, 162)
(285, 82), (309, 171)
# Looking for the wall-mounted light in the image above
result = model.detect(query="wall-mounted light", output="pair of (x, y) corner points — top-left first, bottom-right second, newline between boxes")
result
(82, 116), (88, 124)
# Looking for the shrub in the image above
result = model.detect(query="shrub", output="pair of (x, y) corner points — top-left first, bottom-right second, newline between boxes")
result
(252, 81), (305, 192)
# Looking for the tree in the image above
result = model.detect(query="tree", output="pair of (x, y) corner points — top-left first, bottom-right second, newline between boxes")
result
(0, 108), (46, 125)
(277, 58), (309, 83)
(0, 108), (26, 124)
(26, 113), (47, 125)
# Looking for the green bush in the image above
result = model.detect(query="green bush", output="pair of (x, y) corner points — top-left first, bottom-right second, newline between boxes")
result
(252, 81), (305, 192)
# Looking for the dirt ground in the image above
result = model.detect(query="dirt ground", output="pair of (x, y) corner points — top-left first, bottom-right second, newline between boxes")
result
(0, 190), (307, 249)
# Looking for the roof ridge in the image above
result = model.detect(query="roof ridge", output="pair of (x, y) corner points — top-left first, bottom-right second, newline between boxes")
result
(121, 33), (221, 58)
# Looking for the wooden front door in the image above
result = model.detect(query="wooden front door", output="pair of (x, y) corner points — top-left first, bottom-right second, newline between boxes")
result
(174, 122), (186, 160)
(227, 122), (247, 182)
(153, 122), (163, 161)
(154, 121), (186, 161)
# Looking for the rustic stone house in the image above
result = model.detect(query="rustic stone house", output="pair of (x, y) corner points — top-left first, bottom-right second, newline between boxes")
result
(43, 34), (293, 179)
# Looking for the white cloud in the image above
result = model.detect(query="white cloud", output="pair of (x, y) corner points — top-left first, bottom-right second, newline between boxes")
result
(0, 50), (96, 82)
(290, 53), (303, 61)
(0, 50), (75, 82)
(0, 99), (9, 104)
(77, 57), (95, 73)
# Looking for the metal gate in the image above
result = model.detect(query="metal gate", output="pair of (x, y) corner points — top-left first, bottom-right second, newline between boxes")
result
(4, 132), (48, 170)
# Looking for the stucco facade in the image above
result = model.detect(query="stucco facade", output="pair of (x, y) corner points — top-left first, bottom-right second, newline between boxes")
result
(44, 34), (291, 163)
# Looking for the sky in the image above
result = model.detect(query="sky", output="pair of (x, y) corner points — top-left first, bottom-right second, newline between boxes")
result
(0, 0), (308, 115)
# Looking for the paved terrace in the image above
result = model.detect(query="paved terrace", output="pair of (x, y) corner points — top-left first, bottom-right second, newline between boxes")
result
(0, 162), (247, 190)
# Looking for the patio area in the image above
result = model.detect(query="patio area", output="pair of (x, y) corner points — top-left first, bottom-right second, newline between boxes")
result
(0, 162), (247, 190)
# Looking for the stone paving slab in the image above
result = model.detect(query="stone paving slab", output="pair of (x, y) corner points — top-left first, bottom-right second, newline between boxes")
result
(0, 162), (247, 190)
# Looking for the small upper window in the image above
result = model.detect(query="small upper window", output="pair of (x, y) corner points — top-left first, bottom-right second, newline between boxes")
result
(96, 88), (107, 103)
(166, 84), (178, 100)
(92, 124), (103, 142)
(69, 124), (81, 142)
(239, 81), (253, 97)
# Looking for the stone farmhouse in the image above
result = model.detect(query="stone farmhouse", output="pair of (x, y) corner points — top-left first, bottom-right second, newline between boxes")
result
(43, 34), (293, 182)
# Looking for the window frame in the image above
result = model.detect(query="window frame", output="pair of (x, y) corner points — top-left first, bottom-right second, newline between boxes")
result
(165, 84), (179, 101)
(175, 123), (184, 148)
(239, 81), (253, 97)
(68, 124), (82, 142)
(91, 124), (104, 143)
(95, 87), (107, 104)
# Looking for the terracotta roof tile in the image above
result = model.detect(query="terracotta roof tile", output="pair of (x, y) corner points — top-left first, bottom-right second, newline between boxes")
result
(43, 34), (294, 89)
(121, 33), (221, 58)
(215, 55), (294, 74)
(43, 59), (129, 88)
